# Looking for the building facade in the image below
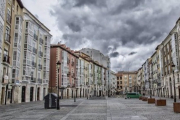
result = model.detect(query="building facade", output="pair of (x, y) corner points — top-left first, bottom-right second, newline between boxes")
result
(116, 71), (137, 94)
(0, 0), (51, 105)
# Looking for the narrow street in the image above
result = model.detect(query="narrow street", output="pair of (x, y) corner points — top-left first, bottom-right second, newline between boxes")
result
(1, 97), (180, 120)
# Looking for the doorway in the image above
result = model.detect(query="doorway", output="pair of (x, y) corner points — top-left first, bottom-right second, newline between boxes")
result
(1, 87), (5, 104)
(43, 88), (46, 98)
(21, 86), (26, 102)
(30, 87), (34, 101)
(99, 90), (101, 96)
(67, 89), (69, 99)
(37, 87), (40, 101)
(72, 90), (73, 98)
(179, 88), (180, 99)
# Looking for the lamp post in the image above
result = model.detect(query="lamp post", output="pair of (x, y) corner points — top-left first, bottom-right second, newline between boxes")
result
(56, 61), (61, 110)
(149, 77), (152, 98)
(171, 61), (176, 103)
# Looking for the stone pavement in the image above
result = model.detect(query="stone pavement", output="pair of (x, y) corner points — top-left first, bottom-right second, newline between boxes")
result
(0, 97), (180, 120)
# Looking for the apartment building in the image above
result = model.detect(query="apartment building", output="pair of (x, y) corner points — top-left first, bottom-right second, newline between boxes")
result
(0, 0), (51, 105)
(116, 71), (137, 94)
(110, 71), (117, 95)
(116, 72), (123, 94)
(50, 43), (78, 99)
(137, 17), (180, 99)
(142, 59), (149, 94)
(0, 0), (6, 104)
(80, 48), (110, 96)
(137, 67), (142, 94)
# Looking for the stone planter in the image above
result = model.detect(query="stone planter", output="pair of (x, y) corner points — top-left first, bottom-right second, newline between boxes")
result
(142, 97), (148, 101)
(147, 98), (155, 104)
(173, 102), (180, 113)
(155, 99), (166, 106)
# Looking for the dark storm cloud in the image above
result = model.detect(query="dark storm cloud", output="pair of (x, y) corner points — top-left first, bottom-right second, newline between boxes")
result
(110, 0), (145, 15)
(74, 0), (107, 7)
(128, 52), (137, 56)
(50, 0), (180, 71)
(110, 52), (119, 58)
(67, 22), (81, 32)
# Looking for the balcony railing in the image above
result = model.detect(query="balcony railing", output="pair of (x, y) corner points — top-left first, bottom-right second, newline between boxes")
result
(4, 33), (11, 44)
(39, 51), (43, 57)
(39, 38), (43, 44)
(6, 14), (11, 24)
(33, 48), (37, 54)
(38, 78), (42, 83)
(3, 55), (10, 64)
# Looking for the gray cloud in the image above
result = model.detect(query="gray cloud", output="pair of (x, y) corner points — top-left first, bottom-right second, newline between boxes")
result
(110, 52), (119, 58)
(50, 0), (180, 71)
(128, 52), (137, 56)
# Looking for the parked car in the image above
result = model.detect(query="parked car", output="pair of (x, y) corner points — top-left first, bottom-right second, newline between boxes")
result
(125, 92), (142, 99)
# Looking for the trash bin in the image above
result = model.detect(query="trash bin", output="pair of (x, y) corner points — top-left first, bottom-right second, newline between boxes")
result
(44, 93), (58, 109)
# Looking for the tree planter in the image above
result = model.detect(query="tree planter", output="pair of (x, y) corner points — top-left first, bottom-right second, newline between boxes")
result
(148, 98), (155, 104)
(155, 99), (166, 106)
(142, 97), (148, 101)
(139, 96), (142, 100)
(173, 102), (180, 113)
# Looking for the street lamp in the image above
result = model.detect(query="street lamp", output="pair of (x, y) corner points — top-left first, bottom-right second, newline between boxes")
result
(56, 61), (61, 110)
(171, 61), (176, 103)
(149, 77), (152, 98)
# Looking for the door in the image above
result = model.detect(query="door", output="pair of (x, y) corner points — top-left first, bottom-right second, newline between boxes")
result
(30, 87), (34, 101)
(21, 86), (26, 102)
(67, 89), (69, 99)
(179, 88), (180, 99)
(1, 87), (5, 104)
(72, 90), (73, 98)
(99, 90), (101, 96)
(10, 88), (13, 103)
(37, 87), (40, 101)
(43, 88), (46, 98)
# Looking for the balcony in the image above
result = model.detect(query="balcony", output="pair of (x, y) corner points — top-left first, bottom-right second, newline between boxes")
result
(38, 64), (42, 70)
(33, 48), (37, 54)
(23, 59), (31, 66)
(34, 34), (38, 41)
(39, 51), (43, 57)
(39, 38), (43, 44)
(25, 28), (33, 36)
(72, 73), (75, 78)
(6, 14), (11, 24)
(31, 77), (36, 83)
(4, 33), (11, 45)
(32, 61), (36, 67)
(67, 59), (70, 64)
(67, 72), (71, 77)
(38, 78), (42, 83)
(3, 55), (10, 64)
(2, 75), (8, 83)
(71, 62), (74, 66)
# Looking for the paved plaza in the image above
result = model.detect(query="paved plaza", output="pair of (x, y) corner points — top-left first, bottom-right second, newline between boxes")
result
(0, 97), (180, 120)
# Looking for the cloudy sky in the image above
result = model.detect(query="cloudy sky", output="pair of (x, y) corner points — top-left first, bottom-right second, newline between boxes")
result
(22, 0), (180, 72)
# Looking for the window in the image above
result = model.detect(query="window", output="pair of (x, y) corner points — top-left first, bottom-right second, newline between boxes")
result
(38, 58), (41, 65)
(13, 51), (17, 60)
(39, 45), (41, 52)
